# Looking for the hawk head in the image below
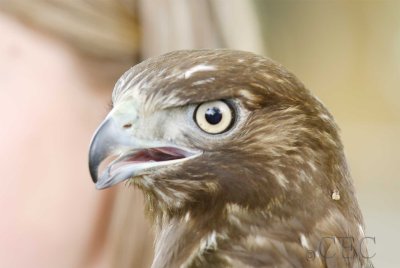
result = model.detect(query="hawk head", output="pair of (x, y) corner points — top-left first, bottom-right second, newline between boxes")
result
(89, 50), (368, 267)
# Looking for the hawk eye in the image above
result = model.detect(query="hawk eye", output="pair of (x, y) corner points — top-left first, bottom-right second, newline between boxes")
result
(194, 101), (234, 134)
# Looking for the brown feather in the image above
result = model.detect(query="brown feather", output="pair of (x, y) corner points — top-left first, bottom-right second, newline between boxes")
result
(113, 50), (369, 267)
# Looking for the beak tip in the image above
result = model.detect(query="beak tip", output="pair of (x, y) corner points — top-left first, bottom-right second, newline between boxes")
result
(89, 169), (98, 183)
(88, 118), (113, 186)
(89, 160), (98, 183)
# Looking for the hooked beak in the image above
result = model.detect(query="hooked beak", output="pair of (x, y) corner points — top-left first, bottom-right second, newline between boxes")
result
(88, 111), (202, 190)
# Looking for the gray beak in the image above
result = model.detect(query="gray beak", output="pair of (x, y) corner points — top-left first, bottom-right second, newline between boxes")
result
(88, 111), (202, 190)
(89, 118), (121, 183)
(88, 116), (144, 189)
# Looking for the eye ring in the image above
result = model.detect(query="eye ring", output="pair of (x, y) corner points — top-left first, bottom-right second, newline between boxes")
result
(193, 100), (235, 134)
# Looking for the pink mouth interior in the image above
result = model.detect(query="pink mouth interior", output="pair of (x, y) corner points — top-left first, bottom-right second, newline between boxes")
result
(98, 147), (192, 178)
(125, 147), (189, 163)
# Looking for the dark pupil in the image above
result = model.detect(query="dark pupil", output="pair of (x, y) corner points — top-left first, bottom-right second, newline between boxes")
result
(205, 107), (222, 125)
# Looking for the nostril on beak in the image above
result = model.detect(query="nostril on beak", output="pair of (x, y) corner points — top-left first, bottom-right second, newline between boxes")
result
(123, 123), (132, 129)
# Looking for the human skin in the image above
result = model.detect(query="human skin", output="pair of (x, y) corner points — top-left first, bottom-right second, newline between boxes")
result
(0, 13), (115, 268)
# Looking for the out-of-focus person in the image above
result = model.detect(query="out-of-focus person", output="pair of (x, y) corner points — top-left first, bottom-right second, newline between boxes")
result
(0, 1), (264, 267)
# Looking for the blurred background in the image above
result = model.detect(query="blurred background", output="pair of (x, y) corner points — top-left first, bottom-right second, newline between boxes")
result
(0, 0), (398, 267)
(257, 2), (400, 267)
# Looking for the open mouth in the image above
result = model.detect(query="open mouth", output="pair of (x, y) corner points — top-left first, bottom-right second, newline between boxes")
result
(95, 146), (201, 189)
(88, 116), (203, 189)
(122, 147), (191, 162)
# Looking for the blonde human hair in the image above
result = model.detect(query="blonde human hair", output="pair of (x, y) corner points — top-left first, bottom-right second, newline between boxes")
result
(0, 0), (140, 80)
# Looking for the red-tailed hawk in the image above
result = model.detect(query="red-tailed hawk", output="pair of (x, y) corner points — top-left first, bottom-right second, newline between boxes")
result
(89, 50), (371, 267)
